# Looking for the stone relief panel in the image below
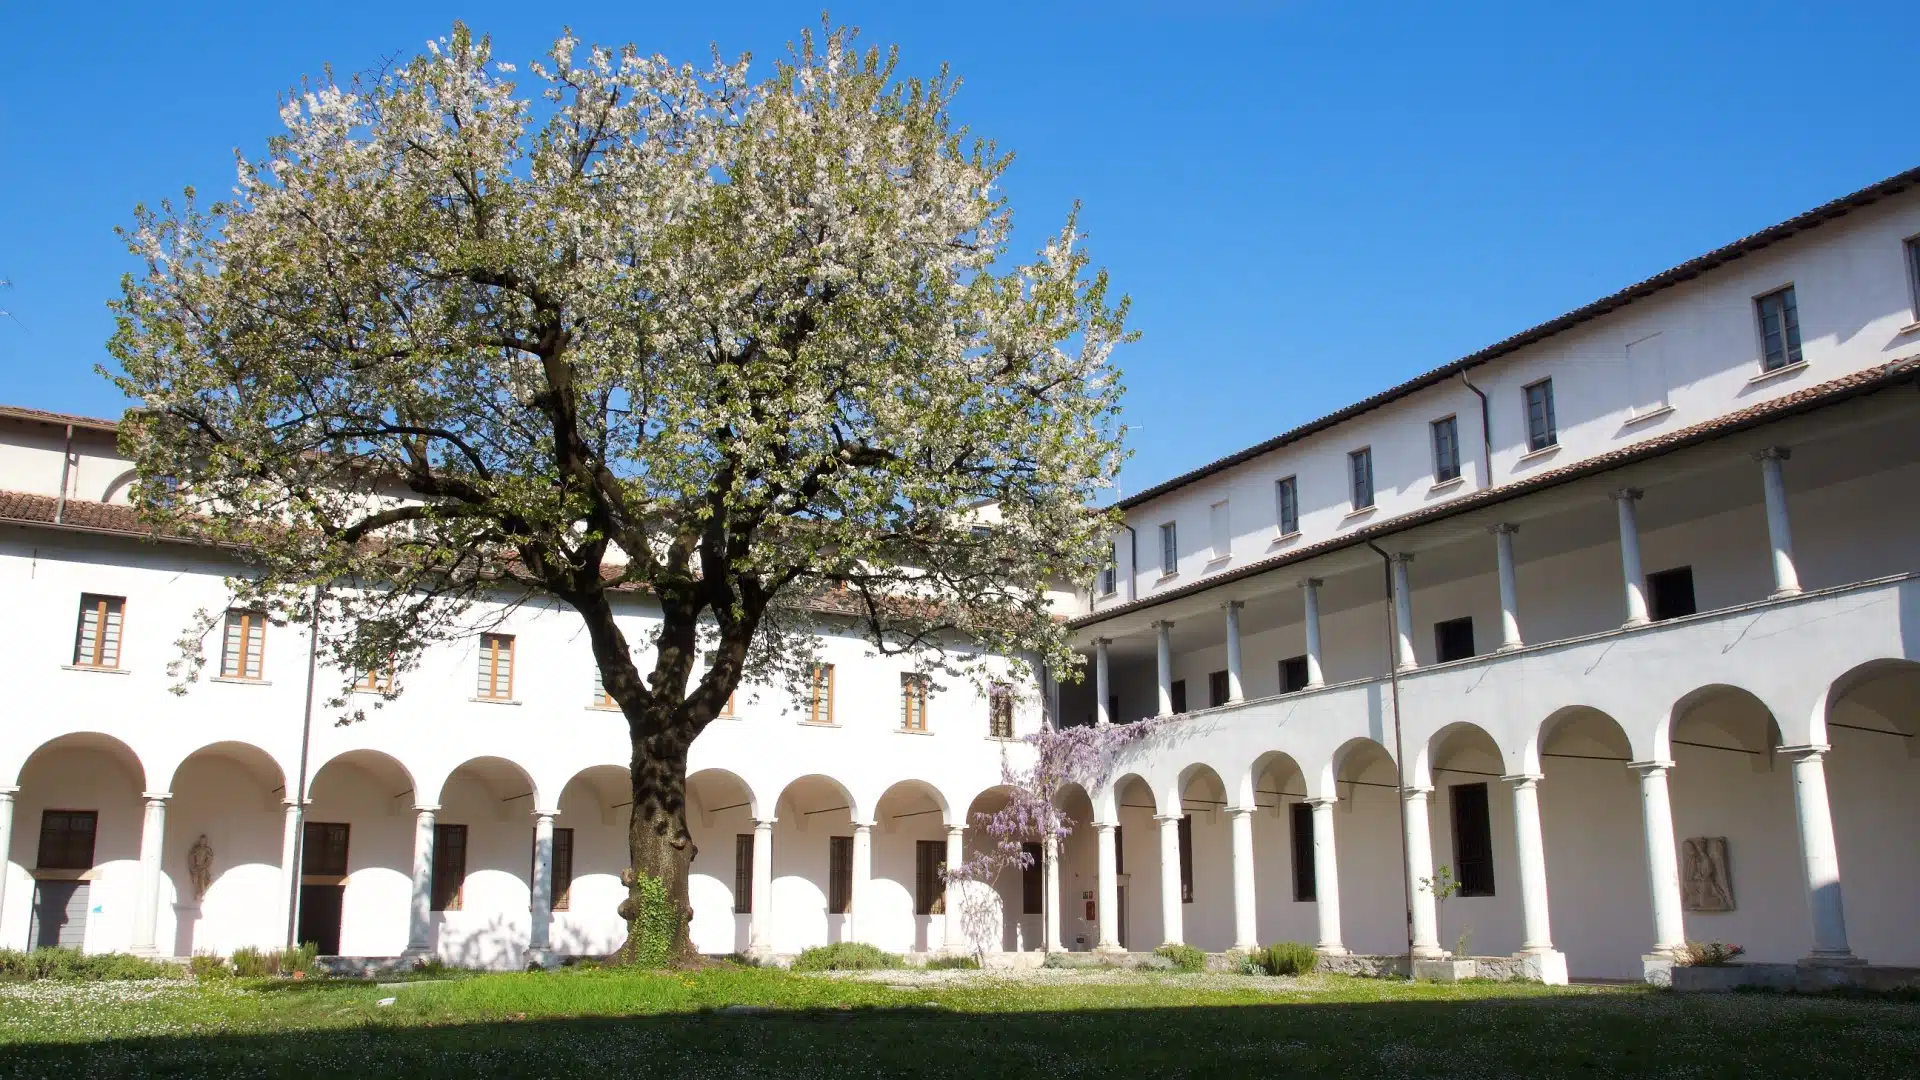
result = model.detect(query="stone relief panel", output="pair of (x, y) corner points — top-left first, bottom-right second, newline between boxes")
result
(1681, 836), (1733, 912)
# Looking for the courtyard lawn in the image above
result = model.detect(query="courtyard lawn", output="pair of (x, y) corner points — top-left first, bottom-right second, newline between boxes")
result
(2, 966), (1917, 1079)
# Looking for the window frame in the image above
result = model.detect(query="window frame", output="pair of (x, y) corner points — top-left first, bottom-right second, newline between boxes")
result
(1433, 616), (1476, 664)
(1169, 678), (1187, 715)
(988, 682), (1015, 739)
(430, 822), (469, 911)
(220, 608), (268, 680)
(914, 839), (946, 915)
(302, 821), (350, 878)
(1021, 841), (1044, 915)
(72, 593), (126, 669)
(1207, 499), (1230, 561)
(733, 833), (754, 913)
(354, 660), (396, 694)
(1450, 783), (1496, 898)
(703, 652), (737, 717)
(808, 663), (836, 724)
(1753, 285), (1804, 373)
(1097, 543), (1119, 596)
(1348, 447), (1374, 510)
(829, 835), (853, 915)
(1158, 521), (1178, 576)
(1430, 415), (1461, 483)
(35, 810), (98, 871)
(1906, 236), (1920, 320)
(1289, 801), (1315, 902)
(900, 672), (930, 732)
(550, 827), (575, 911)
(1274, 475), (1299, 536)
(1279, 655), (1310, 695)
(1646, 565), (1698, 622)
(1177, 815), (1194, 904)
(1522, 378), (1558, 453)
(476, 632), (515, 700)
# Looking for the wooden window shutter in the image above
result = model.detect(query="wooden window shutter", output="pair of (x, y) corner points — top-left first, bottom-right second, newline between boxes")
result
(1178, 816), (1194, 903)
(73, 594), (125, 669)
(733, 834), (754, 913)
(431, 823), (468, 911)
(222, 609), (266, 679)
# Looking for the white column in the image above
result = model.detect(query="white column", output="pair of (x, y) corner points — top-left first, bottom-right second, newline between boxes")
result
(1308, 797), (1345, 955)
(279, 800), (304, 948)
(1228, 807), (1257, 951)
(405, 804), (439, 955)
(943, 824), (967, 950)
(1224, 601), (1245, 703)
(1094, 638), (1112, 727)
(1491, 524), (1523, 651)
(1153, 621), (1175, 715)
(1391, 553), (1417, 671)
(1095, 823), (1120, 951)
(1299, 578), (1326, 688)
(849, 822), (873, 945)
(1631, 761), (1686, 956)
(1156, 814), (1184, 947)
(529, 810), (557, 955)
(1782, 745), (1856, 961)
(1755, 448), (1801, 598)
(1042, 834), (1062, 952)
(0, 787), (16, 950)
(1403, 786), (1443, 958)
(749, 817), (775, 955)
(1505, 775), (1554, 952)
(129, 792), (170, 956)
(1613, 488), (1650, 626)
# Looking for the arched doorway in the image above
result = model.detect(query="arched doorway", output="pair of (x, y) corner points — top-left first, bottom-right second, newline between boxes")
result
(1248, 751), (1312, 947)
(1535, 707), (1645, 979)
(551, 764), (635, 958)
(164, 741), (287, 957)
(871, 779), (949, 953)
(684, 767), (757, 955)
(770, 774), (858, 954)
(432, 756), (541, 969)
(1054, 781), (1098, 951)
(9, 733), (146, 952)
(303, 749), (416, 957)
(1173, 764), (1230, 951)
(1109, 772), (1156, 951)
(1422, 723), (1513, 960)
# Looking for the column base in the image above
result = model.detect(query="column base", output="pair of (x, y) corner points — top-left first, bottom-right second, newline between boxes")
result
(1410, 944), (1448, 961)
(1514, 948), (1568, 986)
(1769, 587), (1803, 600)
(1496, 641), (1524, 653)
(1799, 952), (1867, 968)
(1314, 944), (1349, 957)
(127, 945), (160, 958)
(1093, 943), (1127, 956)
(525, 947), (556, 970)
(1641, 953), (1677, 987)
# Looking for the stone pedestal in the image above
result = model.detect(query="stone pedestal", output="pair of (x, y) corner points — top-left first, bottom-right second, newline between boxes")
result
(1516, 949), (1569, 986)
(1413, 958), (1477, 983)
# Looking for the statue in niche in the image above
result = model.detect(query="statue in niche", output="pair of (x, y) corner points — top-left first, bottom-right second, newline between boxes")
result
(187, 834), (214, 902)
(1681, 836), (1733, 912)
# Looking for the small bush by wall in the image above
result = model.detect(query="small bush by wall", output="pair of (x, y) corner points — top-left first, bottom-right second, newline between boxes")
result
(0, 948), (181, 982)
(1153, 944), (1206, 973)
(925, 955), (980, 970)
(1255, 942), (1319, 976)
(789, 943), (904, 972)
(230, 944), (321, 978)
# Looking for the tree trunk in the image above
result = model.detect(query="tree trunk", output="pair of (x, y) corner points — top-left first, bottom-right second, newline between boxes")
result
(615, 726), (698, 967)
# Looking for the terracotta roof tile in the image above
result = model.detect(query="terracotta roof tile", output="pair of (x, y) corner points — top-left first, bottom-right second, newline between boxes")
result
(0, 406), (122, 433)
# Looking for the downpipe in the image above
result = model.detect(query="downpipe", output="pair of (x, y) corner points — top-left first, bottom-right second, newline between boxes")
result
(1366, 540), (1417, 980)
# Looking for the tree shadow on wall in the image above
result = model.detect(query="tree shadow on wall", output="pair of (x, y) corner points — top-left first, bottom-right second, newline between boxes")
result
(11, 988), (1918, 1078)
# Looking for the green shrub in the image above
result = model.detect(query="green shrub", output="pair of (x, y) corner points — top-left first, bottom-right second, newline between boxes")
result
(925, 954), (980, 970)
(231, 943), (321, 978)
(188, 952), (232, 980)
(789, 942), (904, 972)
(1254, 941), (1319, 976)
(0, 947), (180, 982)
(1153, 943), (1206, 973)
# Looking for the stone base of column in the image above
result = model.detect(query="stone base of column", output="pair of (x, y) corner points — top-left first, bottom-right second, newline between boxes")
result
(1769, 587), (1803, 600)
(1496, 641), (1523, 653)
(127, 945), (160, 958)
(524, 947), (556, 970)
(1641, 953), (1677, 987)
(1411, 944), (1448, 961)
(1515, 948), (1568, 986)
(1798, 952), (1867, 967)
(1314, 944), (1349, 958)
(1092, 943), (1127, 957)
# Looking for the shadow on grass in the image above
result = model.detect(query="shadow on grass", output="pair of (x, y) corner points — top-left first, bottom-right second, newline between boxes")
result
(5, 992), (1919, 1079)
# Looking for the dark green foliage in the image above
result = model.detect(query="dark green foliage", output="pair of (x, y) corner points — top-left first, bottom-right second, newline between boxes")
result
(789, 943), (905, 972)
(1252, 942), (1319, 976)
(1153, 944), (1206, 973)
(0, 947), (181, 982)
(925, 955), (981, 970)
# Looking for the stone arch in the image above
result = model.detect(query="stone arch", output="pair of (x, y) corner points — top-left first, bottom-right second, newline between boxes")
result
(434, 756), (539, 818)
(10, 731), (147, 791)
(1173, 762), (1227, 818)
(773, 774), (859, 830)
(558, 764), (635, 828)
(1318, 736), (1394, 800)
(1812, 658), (1920, 747)
(870, 778), (942, 829)
(100, 466), (138, 504)
(9, 732), (150, 952)
(163, 740), (287, 806)
(1420, 721), (1506, 791)
(1664, 683), (1782, 763)
(686, 767), (758, 825)
(302, 748), (416, 805)
(1096, 770), (1152, 825)
(1533, 706), (1635, 770)
(1248, 750), (1308, 807)
(163, 740), (292, 956)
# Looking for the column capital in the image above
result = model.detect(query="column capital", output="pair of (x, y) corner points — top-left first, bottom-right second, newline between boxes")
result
(0, 785), (19, 799)
(1610, 486), (1644, 502)
(1223, 599), (1244, 612)
(1488, 522), (1520, 536)
(1501, 773), (1544, 789)
(282, 798), (310, 811)
(412, 803), (441, 815)
(1752, 445), (1792, 462)
(1304, 795), (1340, 809)
(1778, 743), (1830, 761)
(753, 817), (778, 829)
(851, 820), (875, 832)
(1225, 805), (1256, 819)
(1400, 784), (1435, 800)
(1390, 551), (1415, 565)
(1296, 577), (1323, 589)
(1092, 636), (1112, 647)
(141, 791), (174, 803)
(945, 823), (966, 836)
(1150, 619), (1175, 631)
(1627, 760), (1676, 776)
(1152, 812), (1184, 824)
(1094, 820), (1118, 833)
(532, 809), (561, 822)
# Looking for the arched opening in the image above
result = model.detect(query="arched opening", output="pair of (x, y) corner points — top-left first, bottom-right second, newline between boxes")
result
(871, 779), (948, 954)
(957, 785), (1023, 955)
(1054, 781), (1098, 951)
(1423, 722), (1515, 960)
(550, 764), (633, 959)
(303, 749), (416, 958)
(770, 774), (857, 954)
(431, 756), (541, 969)
(1536, 707), (1646, 979)
(1249, 751), (1312, 947)
(1667, 684), (1797, 963)
(1174, 764), (1229, 951)
(1331, 738), (1401, 956)
(684, 767), (756, 955)
(1109, 772), (1156, 952)
(1822, 659), (1920, 965)
(163, 741), (287, 958)
(9, 733), (146, 953)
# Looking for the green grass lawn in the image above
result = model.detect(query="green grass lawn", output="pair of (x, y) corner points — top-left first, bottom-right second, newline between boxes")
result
(2, 966), (1917, 1078)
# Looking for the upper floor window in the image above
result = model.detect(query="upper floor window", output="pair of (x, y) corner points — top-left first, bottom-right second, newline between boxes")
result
(1431, 416), (1461, 483)
(704, 651), (736, 716)
(1158, 522), (1177, 576)
(72, 594), (125, 669)
(221, 609), (267, 680)
(591, 669), (615, 709)
(1207, 500), (1230, 560)
(476, 632), (514, 700)
(1523, 378), (1557, 452)
(36, 810), (97, 871)
(1348, 447), (1374, 510)
(900, 673), (930, 732)
(1275, 476), (1299, 535)
(355, 660), (395, 694)
(988, 683), (1014, 738)
(808, 663), (836, 724)
(1755, 286), (1803, 372)
(1905, 237), (1920, 319)
(1433, 616), (1476, 663)
(1098, 544), (1118, 596)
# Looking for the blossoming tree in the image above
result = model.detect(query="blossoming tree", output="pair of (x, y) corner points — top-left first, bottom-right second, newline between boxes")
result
(107, 22), (1129, 965)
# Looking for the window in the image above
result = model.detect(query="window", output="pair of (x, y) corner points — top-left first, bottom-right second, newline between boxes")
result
(733, 834), (754, 913)
(591, 670), (616, 709)
(1021, 841), (1044, 915)
(1098, 544), (1118, 596)
(1523, 378), (1557, 452)
(1289, 802), (1315, 902)
(900, 673), (930, 732)
(72, 594), (125, 669)
(1275, 476), (1299, 536)
(1625, 331), (1669, 416)
(221, 609), (267, 680)
(1647, 565), (1697, 622)
(1207, 670), (1230, 709)
(1450, 783), (1495, 897)
(1431, 416), (1461, 483)
(1907, 237), (1920, 318)
(915, 839), (946, 915)
(1755, 286), (1803, 372)
(1113, 825), (1125, 877)
(355, 661), (394, 694)
(829, 835), (853, 915)
(1433, 616), (1476, 663)
(476, 632), (514, 700)
(1177, 815), (1194, 904)
(302, 822), (349, 877)
(1208, 500), (1230, 560)
(702, 652), (736, 716)
(552, 828), (575, 910)
(1169, 679), (1187, 715)
(36, 810), (97, 870)
(1349, 448), (1374, 510)
(809, 664), (836, 724)
(430, 823), (468, 911)
(988, 683), (1014, 738)
(1279, 655), (1310, 694)
(1159, 522), (1178, 576)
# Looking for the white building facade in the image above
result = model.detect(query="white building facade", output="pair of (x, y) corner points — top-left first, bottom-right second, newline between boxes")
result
(2, 167), (1917, 980)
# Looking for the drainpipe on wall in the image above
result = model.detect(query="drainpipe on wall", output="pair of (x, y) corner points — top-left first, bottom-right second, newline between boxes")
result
(54, 424), (73, 524)
(285, 585), (324, 949)
(1459, 372), (1493, 489)
(1366, 540), (1417, 981)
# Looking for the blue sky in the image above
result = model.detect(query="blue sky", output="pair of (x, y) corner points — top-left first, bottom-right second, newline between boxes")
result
(0, 1), (1911, 493)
